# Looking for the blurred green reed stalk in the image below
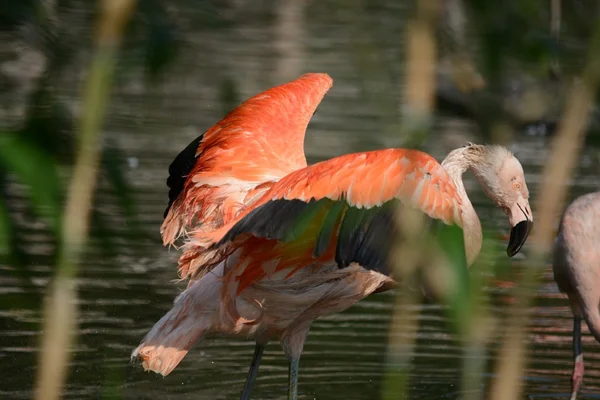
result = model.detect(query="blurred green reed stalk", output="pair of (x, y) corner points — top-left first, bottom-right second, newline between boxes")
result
(383, 0), (491, 398)
(489, 20), (600, 400)
(382, 0), (440, 398)
(34, 1), (136, 399)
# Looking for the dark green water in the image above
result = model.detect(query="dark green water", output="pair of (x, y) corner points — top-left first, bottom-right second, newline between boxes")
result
(2, 2), (600, 398)
(2, 131), (600, 400)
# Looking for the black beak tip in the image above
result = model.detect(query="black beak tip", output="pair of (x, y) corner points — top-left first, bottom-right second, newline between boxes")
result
(506, 220), (533, 257)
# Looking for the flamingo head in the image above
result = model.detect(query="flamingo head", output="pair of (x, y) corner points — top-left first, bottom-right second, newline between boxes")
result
(468, 144), (534, 257)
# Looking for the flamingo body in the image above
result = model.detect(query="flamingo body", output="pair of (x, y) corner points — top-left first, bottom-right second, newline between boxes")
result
(552, 191), (600, 399)
(133, 73), (533, 400)
(186, 148), (465, 282)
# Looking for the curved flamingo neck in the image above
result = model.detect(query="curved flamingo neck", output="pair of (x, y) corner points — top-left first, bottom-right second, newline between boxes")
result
(440, 147), (483, 266)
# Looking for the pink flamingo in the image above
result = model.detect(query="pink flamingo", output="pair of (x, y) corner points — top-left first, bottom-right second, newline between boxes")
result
(553, 191), (600, 399)
(132, 73), (534, 400)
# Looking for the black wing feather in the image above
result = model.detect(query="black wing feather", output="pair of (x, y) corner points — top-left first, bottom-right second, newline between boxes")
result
(352, 204), (397, 276)
(335, 206), (363, 267)
(219, 199), (317, 243)
(164, 131), (206, 218)
(216, 197), (402, 276)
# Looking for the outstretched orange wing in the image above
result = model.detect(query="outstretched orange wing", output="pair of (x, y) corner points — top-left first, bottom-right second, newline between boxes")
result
(185, 148), (464, 286)
(161, 73), (334, 246)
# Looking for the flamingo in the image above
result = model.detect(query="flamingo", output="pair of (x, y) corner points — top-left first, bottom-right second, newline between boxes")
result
(132, 73), (534, 400)
(552, 191), (600, 400)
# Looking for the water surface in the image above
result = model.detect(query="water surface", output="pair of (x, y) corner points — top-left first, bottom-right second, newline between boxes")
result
(2, 4), (600, 398)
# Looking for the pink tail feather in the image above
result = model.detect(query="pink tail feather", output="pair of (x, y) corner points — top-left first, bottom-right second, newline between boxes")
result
(131, 264), (224, 376)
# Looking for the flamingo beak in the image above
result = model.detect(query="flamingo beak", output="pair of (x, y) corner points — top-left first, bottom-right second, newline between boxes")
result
(506, 196), (533, 257)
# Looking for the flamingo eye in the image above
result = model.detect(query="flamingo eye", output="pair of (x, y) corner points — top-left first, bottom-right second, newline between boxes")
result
(513, 181), (521, 190)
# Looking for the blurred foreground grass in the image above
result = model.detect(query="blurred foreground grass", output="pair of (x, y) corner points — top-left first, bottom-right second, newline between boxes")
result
(33, 2), (137, 400)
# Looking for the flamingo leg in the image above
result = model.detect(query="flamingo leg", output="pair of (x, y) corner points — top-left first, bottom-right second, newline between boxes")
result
(239, 342), (265, 400)
(570, 316), (584, 400)
(288, 358), (300, 400)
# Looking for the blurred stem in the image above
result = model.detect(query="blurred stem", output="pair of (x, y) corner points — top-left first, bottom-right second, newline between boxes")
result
(551, 0), (561, 74)
(382, 288), (421, 399)
(39, 0), (58, 27)
(34, 2), (136, 400)
(383, 0), (439, 394)
(489, 20), (600, 400)
(273, 0), (305, 84)
(383, 206), (428, 399)
(461, 340), (486, 400)
(551, 0), (561, 40)
(460, 260), (493, 400)
(444, 0), (485, 93)
(401, 0), (440, 146)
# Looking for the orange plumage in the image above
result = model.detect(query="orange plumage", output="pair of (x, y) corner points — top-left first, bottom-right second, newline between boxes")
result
(161, 73), (333, 248)
(184, 148), (465, 323)
(132, 73), (535, 400)
(185, 149), (462, 267)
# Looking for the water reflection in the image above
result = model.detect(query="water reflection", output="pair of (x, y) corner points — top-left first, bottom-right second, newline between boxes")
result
(2, 129), (600, 399)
